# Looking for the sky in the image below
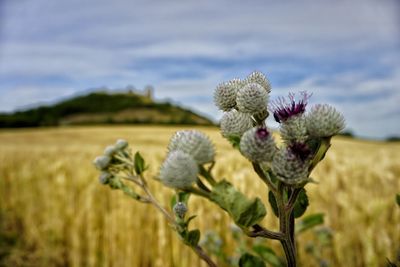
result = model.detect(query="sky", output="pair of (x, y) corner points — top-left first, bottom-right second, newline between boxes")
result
(0, 0), (399, 139)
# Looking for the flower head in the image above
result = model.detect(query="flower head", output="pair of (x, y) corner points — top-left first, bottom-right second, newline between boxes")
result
(168, 130), (215, 164)
(104, 145), (117, 156)
(306, 104), (345, 137)
(99, 171), (112, 184)
(93, 155), (111, 170)
(272, 148), (310, 185)
(115, 139), (128, 150)
(270, 91), (311, 123)
(220, 109), (253, 138)
(245, 71), (271, 93)
(236, 83), (269, 114)
(288, 142), (312, 162)
(214, 79), (243, 111)
(240, 127), (276, 163)
(159, 151), (198, 189)
(280, 115), (308, 144)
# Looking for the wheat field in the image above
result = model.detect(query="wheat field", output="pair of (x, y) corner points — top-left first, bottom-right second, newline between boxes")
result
(0, 126), (399, 267)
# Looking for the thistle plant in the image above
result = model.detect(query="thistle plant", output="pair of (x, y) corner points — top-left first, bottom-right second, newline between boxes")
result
(93, 71), (345, 267)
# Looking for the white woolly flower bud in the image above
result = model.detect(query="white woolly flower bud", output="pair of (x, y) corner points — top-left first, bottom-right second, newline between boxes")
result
(306, 104), (345, 137)
(280, 115), (308, 144)
(236, 83), (269, 114)
(240, 127), (276, 163)
(93, 155), (111, 170)
(99, 171), (112, 184)
(168, 130), (215, 164)
(115, 139), (128, 150)
(159, 151), (198, 189)
(245, 71), (271, 93)
(272, 149), (309, 185)
(104, 145), (117, 156)
(214, 79), (243, 111)
(173, 202), (188, 218)
(220, 110), (253, 138)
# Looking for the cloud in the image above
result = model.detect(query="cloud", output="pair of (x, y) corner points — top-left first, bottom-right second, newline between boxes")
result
(0, 0), (399, 138)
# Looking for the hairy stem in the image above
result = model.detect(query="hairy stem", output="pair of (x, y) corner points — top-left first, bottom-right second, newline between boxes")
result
(199, 165), (217, 186)
(277, 183), (297, 267)
(142, 183), (217, 267)
(141, 184), (176, 225)
(184, 186), (211, 198)
(192, 245), (218, 267)
(246, 224), (284, 240)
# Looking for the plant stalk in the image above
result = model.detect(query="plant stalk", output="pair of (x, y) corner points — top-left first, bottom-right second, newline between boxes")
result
(193, 245), (218, 267)
(277, 183), (298, 267)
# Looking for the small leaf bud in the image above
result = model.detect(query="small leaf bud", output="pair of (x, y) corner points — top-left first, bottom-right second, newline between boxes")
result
(104, 145), (117, 156)
(173, 202), (188, 219)
(99, 171), (112, 184)
(93, 155), (111, 170)
(115, 139), (128, 150)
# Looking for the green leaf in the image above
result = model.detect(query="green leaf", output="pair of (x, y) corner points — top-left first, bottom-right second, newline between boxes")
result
(186, 215), (197, 225)
(108, 178), (123, 189)
(268, 191), (279, 217)
(170, 195), (177, 210)
(210, 180), (266, 228)
(186, 229), (200, 246)
(227, 135), (241, 149)
(134, 151), (146, 175)
(396, 193), (400, 207)
(293, 188), (309, 218)
(178, 191), (191, 204)
(295, 213), (324, 234)
(253, 245), (284, 267)
(239, 253), (266, 267)
(308, 137), (331, 172)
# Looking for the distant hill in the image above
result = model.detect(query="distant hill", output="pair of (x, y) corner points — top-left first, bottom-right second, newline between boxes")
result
(0, 91), (214, 127)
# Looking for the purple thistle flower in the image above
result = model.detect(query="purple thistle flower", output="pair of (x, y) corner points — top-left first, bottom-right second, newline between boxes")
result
(270, 91), (311, 123)
(256, 127), (269, 139)
(288, 142), (312, 161)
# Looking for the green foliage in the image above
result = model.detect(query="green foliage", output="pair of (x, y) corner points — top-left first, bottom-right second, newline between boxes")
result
(293, 189), (309, 218)
(396, 194), (400, 207)
(308, 137), (331, 172)
(238, 253), (266, 267)
(187, 230), (201, 247)
(268, 188), (309, 218)
(210, 180), (266, 228)
(268, 191), (279, 217)
(303, 226), (333, 266)
(227, 135), (241, 149)
(134, 152), (146, 175)
(296, 213), (325, 234)
(386, 136), (400, 142)
(253, 245), (284, 267)
(0, 91), (214, 127)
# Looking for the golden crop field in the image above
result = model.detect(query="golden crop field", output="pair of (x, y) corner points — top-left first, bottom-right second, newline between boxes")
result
(0, 126), (399, 267)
